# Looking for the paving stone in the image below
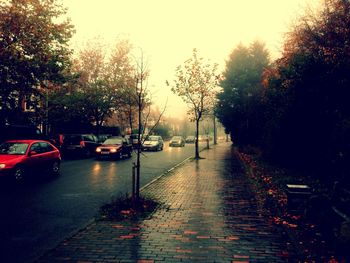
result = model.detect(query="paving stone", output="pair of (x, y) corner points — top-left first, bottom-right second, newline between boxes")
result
(36, 143), (296, 262)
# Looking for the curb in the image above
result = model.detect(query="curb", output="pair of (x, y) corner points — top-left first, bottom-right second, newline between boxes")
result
(31, 218), (96, 263)
(140, 156), (192, 192)
(34, 144), (213, 262)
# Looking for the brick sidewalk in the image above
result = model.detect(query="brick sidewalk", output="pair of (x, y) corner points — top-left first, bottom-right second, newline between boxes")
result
(36, 142), (294, 263)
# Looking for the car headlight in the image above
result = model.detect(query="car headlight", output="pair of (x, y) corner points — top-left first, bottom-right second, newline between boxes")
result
(110, 148), (117, 153)
(0, 164), (5, 169)
(96, 148), (101, 153)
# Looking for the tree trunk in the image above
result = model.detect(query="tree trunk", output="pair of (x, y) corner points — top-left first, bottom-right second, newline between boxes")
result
(195, 118), (200, 159)
(135, 93), (142, 202)
(128, 104), (133, 132)
(213, 115), (217, 145)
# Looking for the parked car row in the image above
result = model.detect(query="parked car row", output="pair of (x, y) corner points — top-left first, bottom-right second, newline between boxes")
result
(0, 128), (195, 182)
(182, 135), (213, 143)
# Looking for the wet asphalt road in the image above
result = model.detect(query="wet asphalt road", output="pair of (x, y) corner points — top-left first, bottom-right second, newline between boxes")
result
(0, 143), (207, 263)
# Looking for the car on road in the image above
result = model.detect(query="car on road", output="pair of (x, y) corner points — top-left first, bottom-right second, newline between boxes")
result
(169, 136), (185, 147)
(0, 139), (61, 182)
(130, 134), (140, 148)
(61, 134), (100, 158)
(95, 136), (132, 159)
(185, 135), (196, 143)
(142, 135), (164, 151)
(198, 135), (211, 142)
(96, 134), (112, 143)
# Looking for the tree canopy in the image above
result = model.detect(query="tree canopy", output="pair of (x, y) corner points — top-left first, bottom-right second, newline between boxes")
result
(215, 41), (270, 146)
(172, 48), (219, 158)
(0, 0), (74, 126)
(48, 38), (138, 134)
(217, 0), (350, 185)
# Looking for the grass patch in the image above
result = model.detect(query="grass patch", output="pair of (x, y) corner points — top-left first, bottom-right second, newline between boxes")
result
(97, 195), (159, 221)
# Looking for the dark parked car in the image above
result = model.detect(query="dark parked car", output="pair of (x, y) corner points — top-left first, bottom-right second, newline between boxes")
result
(142, 135), (164, 151)
(61, 134), (100, 158)
(95, 136), (132, 159)
(48, 134), (64, 150)
(0, 139), (61, 182)
(169, 136), (185, 147)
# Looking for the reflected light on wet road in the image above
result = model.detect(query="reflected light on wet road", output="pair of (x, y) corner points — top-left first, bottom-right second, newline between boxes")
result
(92, 162), (102, 174)
(167, 146), (182, 152)
(106, 162), (118, 184)
(90, 161), (118, 186)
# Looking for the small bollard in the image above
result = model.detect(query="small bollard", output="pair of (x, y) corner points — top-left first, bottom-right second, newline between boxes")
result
(286, 184), (311, 212)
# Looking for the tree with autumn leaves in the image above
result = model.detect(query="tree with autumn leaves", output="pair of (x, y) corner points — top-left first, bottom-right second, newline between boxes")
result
(217, 0), (350, 185)
(49, 38), (138, 134)
(172, 49), (219, 159)
(215, 41), (270, 147)
(261, 0), (350, 181)
(0, 0), (140, 135)
(0, 0), (74, 127)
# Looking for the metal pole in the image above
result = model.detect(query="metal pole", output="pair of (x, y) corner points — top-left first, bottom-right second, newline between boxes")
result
(132, 162), (136, 202)
(45, 82), (49, 136)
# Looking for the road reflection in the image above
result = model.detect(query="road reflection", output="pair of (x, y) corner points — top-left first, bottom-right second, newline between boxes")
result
(89, 160), (120, 189)
(167, 146), (183, 152)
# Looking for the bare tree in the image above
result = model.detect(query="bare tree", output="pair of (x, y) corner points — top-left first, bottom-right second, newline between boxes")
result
(132, 49), (166, 203)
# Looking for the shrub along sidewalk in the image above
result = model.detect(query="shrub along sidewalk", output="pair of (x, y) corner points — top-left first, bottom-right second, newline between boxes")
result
(235, 148), (350, 262)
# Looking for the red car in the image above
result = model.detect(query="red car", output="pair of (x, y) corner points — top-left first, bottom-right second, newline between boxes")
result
(95, 136), (132, 160)
(0, 139), (61, 182)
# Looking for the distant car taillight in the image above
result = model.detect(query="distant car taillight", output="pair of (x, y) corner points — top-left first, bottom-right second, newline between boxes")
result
(80, 140), (85, 147)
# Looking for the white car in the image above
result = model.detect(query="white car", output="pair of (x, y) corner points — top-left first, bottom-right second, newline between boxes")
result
(169, 136), (185, 147)
(141, 135), (164, 151)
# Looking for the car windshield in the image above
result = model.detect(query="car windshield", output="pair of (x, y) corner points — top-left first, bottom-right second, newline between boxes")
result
(172, 136), (182, 140)
(146, 136), (159, 141)
(0, 142), (29, 155)
(103, 138), (123, 145)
